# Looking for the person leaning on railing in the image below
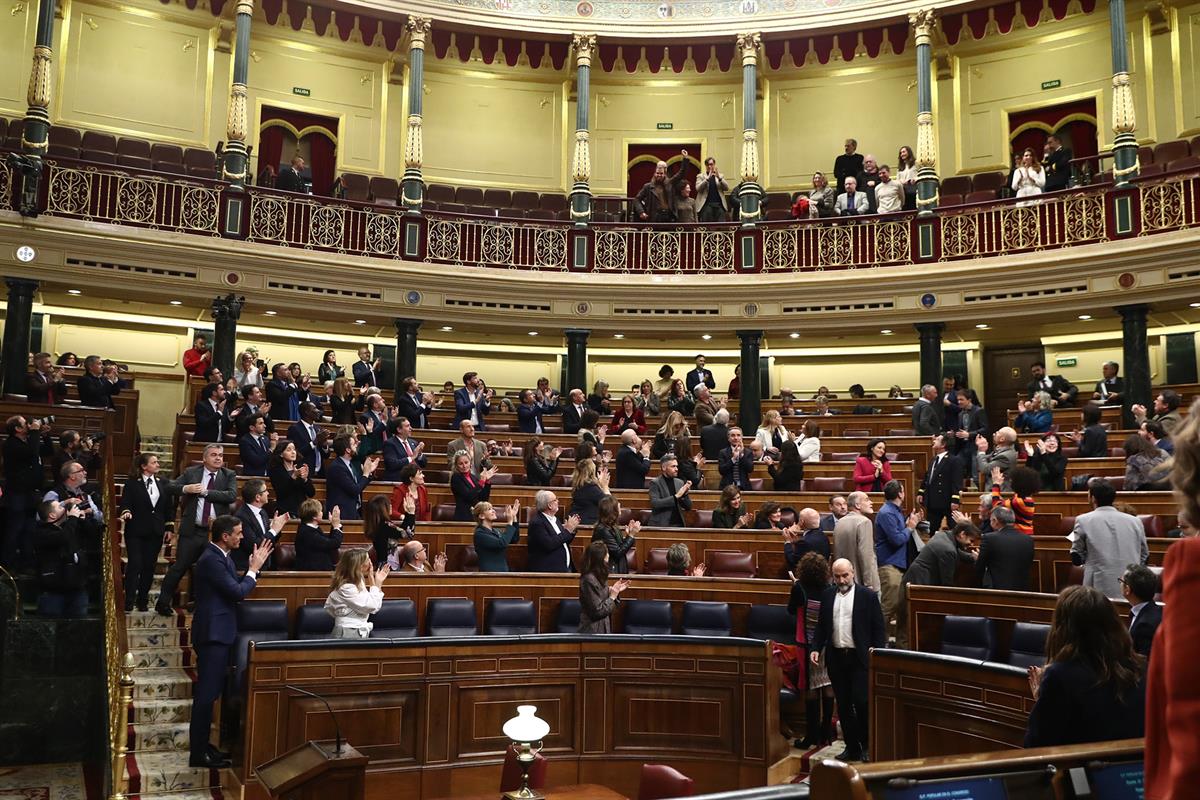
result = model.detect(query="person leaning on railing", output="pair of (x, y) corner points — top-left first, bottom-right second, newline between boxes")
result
(695, 155), (731, 222)
(793, 172), (836, 219)
(872, 165), (904, 214)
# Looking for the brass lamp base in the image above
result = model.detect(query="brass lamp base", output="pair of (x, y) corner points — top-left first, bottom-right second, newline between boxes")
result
(502, 790), (544, 800)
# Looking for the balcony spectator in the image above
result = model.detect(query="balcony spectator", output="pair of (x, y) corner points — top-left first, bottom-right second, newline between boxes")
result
(1092, 360), (1124, 405)
(673, 174), (697, 223)
(873, 165), (903, 214)
(182, 334), (211, 377)
(696, 156), (731, 222)
(856, 155), (881, 211)
(795, 172), (836, 219)
(896, 145), (917, 209)
(1042, 134), (1072, 192)
(833, 138), (864, 194)
(1012, 148), (1046, 204)
(276, 154), (306, 193)
(635, 157), (681, 223)
(835, 176), (865, 216)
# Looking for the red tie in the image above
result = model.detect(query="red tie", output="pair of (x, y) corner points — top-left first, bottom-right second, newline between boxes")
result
(201, 472), (215, 526)
(403, 440), (412, 457)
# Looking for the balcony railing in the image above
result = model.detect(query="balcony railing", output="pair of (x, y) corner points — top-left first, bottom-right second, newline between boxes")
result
(4, 152), (1198, 273)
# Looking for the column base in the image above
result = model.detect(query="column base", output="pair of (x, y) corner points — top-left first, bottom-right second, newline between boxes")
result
(569, 182), (592, 227)
(402, 170), (425, 216)
(916, 169), (939, 216)
(738, 182), (763, 227)
(1112, 132), (1139, 188)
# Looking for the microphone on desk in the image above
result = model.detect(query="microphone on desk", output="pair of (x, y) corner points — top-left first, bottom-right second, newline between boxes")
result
(285, 684), (343, 756)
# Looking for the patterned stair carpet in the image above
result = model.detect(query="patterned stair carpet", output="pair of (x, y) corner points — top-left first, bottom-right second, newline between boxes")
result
(122, 549), (225, 800)
(0, 763), (96, 800)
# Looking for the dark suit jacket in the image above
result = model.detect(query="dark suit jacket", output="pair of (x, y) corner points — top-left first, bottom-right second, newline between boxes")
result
(954, 406), (990, 454)
(1043, 146), (1072, 192)
(265, 379), (305, 418)
(517, 402), (556, 434)
(238, 433), (272, 476)
(119, 474), (173, 540)
(976, 526), (1035, 591)
(453, 388), (491, 431)
(1, 431), (53, 499)
(194, 398), (231, 442)
(474, 523), (520, 572)
(77, 373), (121, 408)
(268, 463), (314, 517)
(1026, 375), (1078, 405)
(919, 452), (963, 510)
(562, 404), (586, 436)
(234, 404), (274, 437)
(1023, 659), (1145, 747)
(700, 423), (729, 460)
(233, 503), (277, 573)
(685, 368), (716, 392)
(26, 371), (68, 404)
(325, 457), (369, 519)
(191, 544), (256, 646)
(169, 465), (237, 539)
(396, 392), (433, 428)
(294, 523), (344, 571)
(717, 447), (754, 489)
(286, 421), (324, 475)
(382, 437), (427, 482)
(351, 360), (378, 388)
(614, 447), (651, 490)
(527, 512), (576, 573)
(275, 165), (305, 193)
(1130, 602), (1163, 657)
(1093, 376), (1126, 404)
(911, 399), (941, 436)
(811, 584), (886, 669)
(450, 472), (491, 522)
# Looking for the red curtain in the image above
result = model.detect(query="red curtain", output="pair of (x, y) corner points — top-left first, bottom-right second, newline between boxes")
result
(626, 143), (702, 199)
(1008, 98), (1098, 167)
(256, 126), (284, 186)
(305, 133), (336, 196)
(259, 105), (339, 194)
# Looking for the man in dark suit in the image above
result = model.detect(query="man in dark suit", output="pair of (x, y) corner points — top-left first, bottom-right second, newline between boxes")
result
(352, 346), (382, 388)
(516, 388), (559, 434)
(527, 490), (580, 572)
(286, 402), (327, 476)
(833, 138), (864, 194)
(274, 155), (306, 193)
(234, 385), (274, 437)
(27, 352), (68, 404)
(382, 417), (427, 481)
(232, 479), (287, 573)
(396, 377), (435, 428)
(2, 415), (55, 570)
(155, 444), (238, 617)
(685, 355), (716, 394)
(911, 385), (941, 436)
(325, 433), (380, 520)
(1026, 361), (1078, 407)
(916, 433), (963, 533)
(265, 363), (303, 421)
(119, 454), (174, 611)
(453, 372), (492, 431)
(1042, 135), (1072, 192)
(562, 389), (587, 436)
(614, 430), (652, 490)
(188, 514), (272, 768)
(717, 427), (754, 490)
(1122, 564), (1162, 657)
(1092, 361), (1125, 406)
(237, 414), (274, 477)
(77, 355), (123, 408)
(647, 455), (693, 527)
(975, 506), (1035, 591)
(194, 382), (233, 443)
(810, 558), (886, 762)
(700, 410), (730, 460)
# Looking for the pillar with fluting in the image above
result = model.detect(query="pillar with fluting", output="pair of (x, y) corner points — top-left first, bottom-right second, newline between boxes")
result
(394, 318), (421, 397)
(737, 330), (763, 435)
(210, 294), (244, 378)
(402, 17), (431, 213)
(221, 0), (254, 187)
(569, 34), (596, 226)
(915, 322), (945, 390)
(20, 0), (56, 160)
(564, 329), (590, 395)
(1117, 304), (1150, 429)
(736, 32), (763, 225)
(911, 9), (939, 214)
(0, 279), (38, 397)
(1109, 0), (1139, 185)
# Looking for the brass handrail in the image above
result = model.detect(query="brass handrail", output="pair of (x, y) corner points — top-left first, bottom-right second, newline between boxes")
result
(0, 562), (21, 620)
(100, 442), (133, 800)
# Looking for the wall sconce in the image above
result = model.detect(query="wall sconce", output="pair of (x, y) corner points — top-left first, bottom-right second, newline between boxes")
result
(501, 705), (549, 800)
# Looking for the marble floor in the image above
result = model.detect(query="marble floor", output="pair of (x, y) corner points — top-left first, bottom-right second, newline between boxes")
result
(0, 763), (91, 800)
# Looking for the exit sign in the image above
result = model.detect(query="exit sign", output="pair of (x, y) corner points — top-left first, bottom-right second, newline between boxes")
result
(656, 122), (673, 130)
(1041, 79), (1061, 90)
(1056, 357), (1077, 367)
(293, 86), (311, 97)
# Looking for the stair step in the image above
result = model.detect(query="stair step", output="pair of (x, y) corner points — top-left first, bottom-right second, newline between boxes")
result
(128, 627), (184, 650)
(127, 791), (221, 800)
(132, 698), (193, 724)
(130, 647), (191, 670)
(129, 722), (190, 753)
(133, 669), (194, 700)
(124, 752), (222, 793)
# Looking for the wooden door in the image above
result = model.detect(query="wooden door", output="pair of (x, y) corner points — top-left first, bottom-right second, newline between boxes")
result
(983, 345), (1044, 432)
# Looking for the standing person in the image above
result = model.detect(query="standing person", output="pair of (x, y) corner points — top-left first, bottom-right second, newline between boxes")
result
(473, 500), (521, 573)
(382, 417), (427, 482)
(788, 553), (835, 749)
(77, 355), (123, 408)
(33, 500), (90, 617)
(766, 439), (805, 492)
(634, 156), (682, 223)
(324, 549), (388, 639)
(833, 138), (864, 194)
(275, 154), (306, 192)
(1024, 586), (1145, 748)
(853, 439), (892, 493)
(809, 558), (886, 762)
(182, 334), (212, 378)
(874, 481), (924, 641)
(917, 433), (963, 533)
(1011, 148), (1046, 204)
(695, 156), (731, 222)
(527, 491), (581, 573)
(648, 455), (693, 528)
(352, 346), (382, 389)
(293, 500), (344, 571)
(896, 521), (981, 647)
(1042, 134), (1072, 192)
(614, 429), (652, 490)
(233, 480), (288, 573)
(820, 495), (848, 534)
(155, 444), (237, 617)
(2, 415), (54, 571)
(325, 434), (380, 521)
(453, 372), (492, 431)
(911, 385), (941, 436)
(268, 440), (314, 517)
(188, 515), (272, 768)
(1070, 479), (1149, 598)
(391, 464), (430, 522)
(450, 452), (497, 522)
(717, 427), (754, 490)
(833, 492), (879, 593)
(364, 494), (411, 568)
(975, 506), (1035, 591)
(120, 454), (174, 612)
(523, 438), (563, 487)
(577, 541), (631, 633)
(686, 354), (716, 393)
(317, 350), (344, 384)
(591, 495), (638, 574)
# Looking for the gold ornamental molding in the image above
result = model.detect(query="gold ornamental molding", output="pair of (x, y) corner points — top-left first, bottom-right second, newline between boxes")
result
(1111, 71), (1137, 135)
(26, 45), (53, 110)
(910, 7), (937, 44)
(572, 32), (596, 67)
(406, 15), (432, 49)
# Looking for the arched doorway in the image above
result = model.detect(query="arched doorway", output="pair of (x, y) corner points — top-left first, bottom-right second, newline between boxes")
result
(257, 106), (339, 195)
(1007, 98), (1098, 178)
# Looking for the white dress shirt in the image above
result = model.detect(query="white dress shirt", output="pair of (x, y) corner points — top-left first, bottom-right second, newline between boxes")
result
(832, 587), (855, 648)
(324, 582), (384, 635)
(194, 470), (218, 526)
(542, 511), (571, 569)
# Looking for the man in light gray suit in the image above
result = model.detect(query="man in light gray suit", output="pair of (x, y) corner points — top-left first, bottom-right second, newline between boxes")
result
(974, 427), (1019, 490)
(648, 454), (692, 527)
(911, 384), (942, 436)
(155, 443), (238, 616)
(1070, 479), (1148, 598)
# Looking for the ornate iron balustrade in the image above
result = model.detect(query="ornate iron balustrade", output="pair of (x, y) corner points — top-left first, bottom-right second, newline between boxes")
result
(6, 151), (1196, 273)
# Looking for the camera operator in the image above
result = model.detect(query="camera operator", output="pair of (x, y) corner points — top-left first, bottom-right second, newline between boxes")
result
(77, 355), (124, 409)
(43, 461), (104, 544)
(183, 334), (212, 377)
(33, 499), (91, 617)
(27, 352), (69, 405)
(53, 430), (103, 477)
(2, 415), (56, 571)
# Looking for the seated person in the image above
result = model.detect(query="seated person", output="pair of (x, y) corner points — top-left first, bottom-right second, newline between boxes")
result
(1065, 403), (1109, 457)
(394, 539), (447, 573)
(1121, 563), (1162, 657)
(1140, 419), (1174, 455)
(665, 542), (706, 577)
(1124, 433), (1170, 490)
(1092, 360), (1124, 405)
(1015, 391), (1054, 433)
(1026, 361), (1078, 407)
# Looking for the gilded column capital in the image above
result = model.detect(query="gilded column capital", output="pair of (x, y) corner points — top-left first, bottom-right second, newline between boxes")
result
(909, 8), (937, 46)
(226, 83), (248, 145)
(1111, 71), (1137, 135)
(572, 33), (596, 68)
(26, 45), (52, 111)
(404, 113), (424, 170)
(234, 0), (254, 17)
(737, 32), (761, 66)
(406, 16), (431, 50)
(572, 129), (591, 183)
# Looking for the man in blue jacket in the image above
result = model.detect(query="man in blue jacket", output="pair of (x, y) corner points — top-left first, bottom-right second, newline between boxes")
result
(874, 480), (923, 644)
(189, 515), (272, 769)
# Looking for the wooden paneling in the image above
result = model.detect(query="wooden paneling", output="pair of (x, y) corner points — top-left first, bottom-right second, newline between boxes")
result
(242, 638), (787, 800)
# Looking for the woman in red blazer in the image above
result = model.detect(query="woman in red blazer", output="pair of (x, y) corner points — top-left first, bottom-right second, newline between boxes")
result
(610, 395), (647, 435)
(853, 438), (893, 492)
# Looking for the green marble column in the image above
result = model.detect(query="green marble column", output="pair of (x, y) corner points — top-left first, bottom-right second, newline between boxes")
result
(569, 34), (595, 226)
(1109, 0), (1139, 186)
(220, 0), (254, 188)
(911, 9), (939, 215)
(736, 32), (763, 226)
(402, 17), (431, 214)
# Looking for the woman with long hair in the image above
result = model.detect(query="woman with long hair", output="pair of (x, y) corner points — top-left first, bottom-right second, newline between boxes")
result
(324, 548), (389, 639)
(753, 501), (784, 530)
(635, 379), (661, 415)
(390, 463), (431, 522)
(578, 541), (631, 633)
(473, 500), (521, 572)
(591, 495), (638, 574)
(665, 378), (695, 416)
(450, 451), (496, 521)
(755, 409), (790, 456)
(327, 376), (358, 425)
(1012, 147), (1046, 204)
(611, 395), (647, 435)
(712, 485), (753, 529)
(577, 409), (606, 449)
(675, 433), (704, 489)
(853, 439), (892, 492)
(795, 419), (822, 462)
(1025, 433), (1068, 491)
(523, 437), (562, 486)
(768, 439), (805, 492)
(1024, 585), (1146, 747)
(570, 457), (610, 525)
(1124, 432), (1171, 490)
(267, 440), (314, 517)
(991, 464), (1041, 534)
(233, 351), (264, 389)
(317, 349), (344, 383)
(651, 411), (689, 459)
(364, 494), (412, 567)
(788, 552), (835, 748)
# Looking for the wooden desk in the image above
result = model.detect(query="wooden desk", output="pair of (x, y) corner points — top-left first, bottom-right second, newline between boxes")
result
(448, 785), (625, 800)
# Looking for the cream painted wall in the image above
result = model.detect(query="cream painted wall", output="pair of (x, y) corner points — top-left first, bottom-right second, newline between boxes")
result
(1169, 2), (1200, 137)
(0, 0), (37, 119)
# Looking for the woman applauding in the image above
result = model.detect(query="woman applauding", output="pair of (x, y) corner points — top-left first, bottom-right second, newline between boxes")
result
(324, 549), (389, 639)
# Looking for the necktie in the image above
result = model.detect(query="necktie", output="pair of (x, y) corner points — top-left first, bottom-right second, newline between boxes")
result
(146, 477), (158, 506)
(201, 472), (215, 526)
(848, 194), (855, 211)
(403, 439), (413, 457)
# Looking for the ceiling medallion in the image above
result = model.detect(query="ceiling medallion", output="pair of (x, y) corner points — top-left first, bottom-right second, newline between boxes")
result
(575, 301), (591, 314)
(406, 290), (422, 305)
(744, 302), (759, 316)
(1117, 272), (1136, 289)
(576, 0), (593, 15)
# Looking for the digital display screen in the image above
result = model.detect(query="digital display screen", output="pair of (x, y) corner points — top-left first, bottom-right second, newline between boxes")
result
(1089, 763), (1145, 800)
(886, 776), (1008, 800)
